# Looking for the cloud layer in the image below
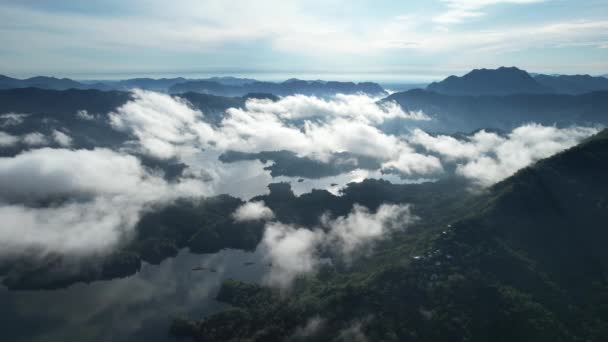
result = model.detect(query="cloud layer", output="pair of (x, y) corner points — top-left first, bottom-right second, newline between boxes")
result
(0, 148), (206, 258)
(233, 201), (275, 222)
(110, 90), (442, 176)
(0, 89), (599, 260)
(110, 90), (597, 189)
(261, 203), (416, 287)
(410, 124), (599, 186)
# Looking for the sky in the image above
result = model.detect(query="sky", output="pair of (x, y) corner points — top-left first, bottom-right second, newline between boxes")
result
(0, 0), (607, 81)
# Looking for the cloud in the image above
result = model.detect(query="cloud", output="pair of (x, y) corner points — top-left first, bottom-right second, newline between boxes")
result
(411, 124), (599, 186)
(410, 128), (504, 160)
(22, 132), (49, 146)
(233, 201), (275, 222)
(110, 90), (443, 177)
(261, 203), (416, 287)
(0, 130), (71, 149)
(261, 222), (325, 288)
(76, 109), (95, 120)
(0, 197), (141, 258)
(110, 89), (215, 160)
(52, 130), (73, 147)
(0, 147), (207, 258)
(0, 131), (20, 147)
(434, 0), (546, 24)
(288, 316), (325, 340)
(0, 148), (165, 203)
(325, 204), (417, 256)
(1, 0), (607, 76)
(244, 94), (429, 124)
(0, 113), (28, 127)
(337, 318), (371, 342)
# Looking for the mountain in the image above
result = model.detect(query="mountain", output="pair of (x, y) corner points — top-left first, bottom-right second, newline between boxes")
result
(0, 75), (259, 92)
(111, 77), (187, 91)
(384, 89), (608, 133)
(103, 77), (257, 91)
(534, 74), (608, 94)
(205, 76), (258, 86)
(0, 75), (86, 90)
(427, 67), (553, 96)
(169, 79), (387, 97)
(172, 129), (608, 341)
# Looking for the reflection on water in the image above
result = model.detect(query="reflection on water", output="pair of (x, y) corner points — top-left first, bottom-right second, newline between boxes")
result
(277, 169), (435, 196)
(1, 248), (267, 342)
(183, 151), (434, 200)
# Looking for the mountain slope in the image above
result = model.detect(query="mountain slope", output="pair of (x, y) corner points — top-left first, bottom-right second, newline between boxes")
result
(0, 75), (86, 90)
(173, 129), (608, 341)
(534, 74), (608, 94)
(384, 89), (608, 133)
(427, 67), (553, 96)
(169, 79), (387, 97)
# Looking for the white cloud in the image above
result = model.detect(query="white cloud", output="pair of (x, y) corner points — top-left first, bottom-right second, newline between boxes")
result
(434, 0), (546, 24)
(110, 90), (443, 177)
(0, 148), (166, 203)
(110, 90), (215, 160)
(76, 109), (95, 120)
(261, 222), (325, 288)
(245, 94), (429, 124)
(22, 132), (48, 146)
(410, 128), (504, 160)
(0, 197), (141, 257)
(0, 131), (20, 147)
(217, 105), (440, 174)
(288, 316), (325, 340)
(411, 124), (599, 186)
(0, 147), (207, 258)
(0, 113), (28, 127)
(261, 203), (416, 287)
(2, 1), (606, 76)
(325, 204), (417, 256)
(233, 201), (275, 222)
(52, 130), (73, 147)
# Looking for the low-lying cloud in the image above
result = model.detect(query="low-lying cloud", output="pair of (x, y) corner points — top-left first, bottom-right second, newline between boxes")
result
(0, 130), (74, 148)
(0, 113), (28, 127)
(1, 90), (599, 261)
(109, 91), (598, 189)
(0, 131), (19, 147)
(233, 201), (275, 222)
(411, 124), (599, 186)
(244, 94), (429, 124)
(0, 148), (207, 258)
(109, 90), (441, 176)
(261, 203), (416, 287)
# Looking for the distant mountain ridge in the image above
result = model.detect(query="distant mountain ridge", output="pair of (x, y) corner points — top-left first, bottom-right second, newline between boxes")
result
(427, 67), (553, 96)
(534, 74), (608, 95)
(0, 74), (386, 96)
(385, 89), (608, 133)
(0, 75), (86, 90)
(169, 79), (387, 97)
(427, 67), (608, 96)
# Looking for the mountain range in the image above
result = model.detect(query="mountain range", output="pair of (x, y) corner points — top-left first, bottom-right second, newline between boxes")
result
(385, 89), (608, 133)
(3, 67), (608, 98)
(427, 67), (608, 95)
(168, 79), (387, 97)
(0, 74), (386, 97)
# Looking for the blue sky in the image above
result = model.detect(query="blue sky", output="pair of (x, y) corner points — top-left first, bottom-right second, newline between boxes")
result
(0, 0), (607, 81)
